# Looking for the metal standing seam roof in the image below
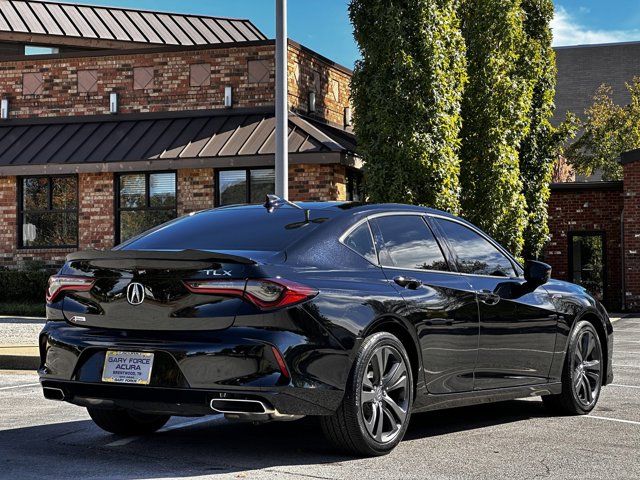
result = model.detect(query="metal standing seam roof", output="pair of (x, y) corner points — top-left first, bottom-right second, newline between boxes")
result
(0, 110), (357, 169)
(0, 0), (267, 46)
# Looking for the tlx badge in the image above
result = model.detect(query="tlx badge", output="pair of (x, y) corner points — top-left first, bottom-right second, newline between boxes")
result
(204, 269), (232, 277)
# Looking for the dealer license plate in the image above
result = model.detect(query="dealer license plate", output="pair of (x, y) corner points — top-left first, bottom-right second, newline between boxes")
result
(102, 351), (154, 385)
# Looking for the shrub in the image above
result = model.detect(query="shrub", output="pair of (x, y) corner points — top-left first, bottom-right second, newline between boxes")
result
(0, 269), (51, 304)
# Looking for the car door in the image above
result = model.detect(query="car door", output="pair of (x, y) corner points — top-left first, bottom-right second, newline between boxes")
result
(430, 216), (558, 390)
(369, 214), (479, 394)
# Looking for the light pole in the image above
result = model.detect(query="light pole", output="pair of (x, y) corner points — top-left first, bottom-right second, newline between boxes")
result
(275, 0), (288, 199)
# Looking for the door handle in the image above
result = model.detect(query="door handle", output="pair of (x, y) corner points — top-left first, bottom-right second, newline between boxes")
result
(393, 276), (423, 290)
(477, 289), (501, 306)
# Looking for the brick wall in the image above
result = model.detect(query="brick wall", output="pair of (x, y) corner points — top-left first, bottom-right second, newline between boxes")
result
(177, 168), (215, 216)
(289, 164), (347, 201)
(544, 184), (623, 310)
(78, 173), (115, 250)
(623, 161), (640, 310)
(0, 42), (351, 127)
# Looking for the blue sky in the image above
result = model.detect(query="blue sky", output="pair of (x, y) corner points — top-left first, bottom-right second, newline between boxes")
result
(66, 1), (640, 68)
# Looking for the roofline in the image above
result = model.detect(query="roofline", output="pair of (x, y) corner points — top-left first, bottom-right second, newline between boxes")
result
(31, 0), (259, 24)
(0, 38), (354, 76)
(554, 40), (640, 51)
(550, 181), (623, 191)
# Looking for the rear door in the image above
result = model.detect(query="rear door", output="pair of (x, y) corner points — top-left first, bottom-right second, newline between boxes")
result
(370, 214), (479, 394)
(430, 216), (558, 389)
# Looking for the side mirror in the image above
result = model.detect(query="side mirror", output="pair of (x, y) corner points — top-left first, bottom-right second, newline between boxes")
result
(524, 260), (552, 287)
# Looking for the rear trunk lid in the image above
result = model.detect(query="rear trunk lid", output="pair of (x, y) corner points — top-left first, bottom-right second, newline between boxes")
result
(60, 250), (268, 331)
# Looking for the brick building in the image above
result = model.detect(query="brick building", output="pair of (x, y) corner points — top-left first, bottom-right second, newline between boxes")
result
(0, 1), (359, 269)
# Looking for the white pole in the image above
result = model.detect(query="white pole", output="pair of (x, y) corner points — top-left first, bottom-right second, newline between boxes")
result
(275, 0), (288, 199)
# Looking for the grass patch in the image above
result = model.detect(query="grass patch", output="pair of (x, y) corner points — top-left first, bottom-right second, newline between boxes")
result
(0, 302), (46, 317)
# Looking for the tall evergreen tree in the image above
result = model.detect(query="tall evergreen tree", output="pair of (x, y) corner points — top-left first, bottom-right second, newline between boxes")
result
(459, 0), (534, 256)
(349, 0), (467, 212)
(519, 0), (569, 259)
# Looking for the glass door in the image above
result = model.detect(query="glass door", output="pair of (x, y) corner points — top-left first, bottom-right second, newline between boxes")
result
(569, 232), (605, 302)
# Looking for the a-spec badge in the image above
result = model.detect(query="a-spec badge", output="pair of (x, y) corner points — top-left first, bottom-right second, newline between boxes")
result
(70, 316), (86, 323)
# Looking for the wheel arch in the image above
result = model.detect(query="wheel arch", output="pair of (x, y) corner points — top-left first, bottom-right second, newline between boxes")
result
(362, 315), (423, 394)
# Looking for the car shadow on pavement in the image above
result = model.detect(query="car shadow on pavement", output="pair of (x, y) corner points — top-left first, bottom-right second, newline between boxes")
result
(1, 399), (551, 478)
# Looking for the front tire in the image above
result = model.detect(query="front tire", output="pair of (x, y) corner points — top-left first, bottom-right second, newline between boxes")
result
(321, 332), (413, 456)
(543, 320), (603, 415)
(87, 407), (170, 435)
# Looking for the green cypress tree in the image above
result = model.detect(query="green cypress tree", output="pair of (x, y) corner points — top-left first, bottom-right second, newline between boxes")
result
(459, 0), (534, 256)
(349, 0), (467, 212)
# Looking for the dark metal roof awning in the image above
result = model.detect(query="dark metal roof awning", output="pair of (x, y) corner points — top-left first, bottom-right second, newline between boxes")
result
(0, 0), (266, 48)
(0, 108), (359, 175)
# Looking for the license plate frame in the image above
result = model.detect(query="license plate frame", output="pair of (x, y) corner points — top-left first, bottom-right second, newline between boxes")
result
(102, 351), (154, 385)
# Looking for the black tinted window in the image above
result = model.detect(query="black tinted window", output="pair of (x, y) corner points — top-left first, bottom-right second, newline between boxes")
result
(434, 218), (515, 277)
(119, 206), (334, 252)
(372, 215), (448, 271)
(344, 222), (377, 264)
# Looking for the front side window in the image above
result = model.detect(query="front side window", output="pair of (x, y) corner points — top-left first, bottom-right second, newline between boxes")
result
(433, 218), (515, 277)
(118, 172), (176, 243)
(218, 168), (275, 206)
(372, 215), (449, 271)
(20, 176), (78, 248)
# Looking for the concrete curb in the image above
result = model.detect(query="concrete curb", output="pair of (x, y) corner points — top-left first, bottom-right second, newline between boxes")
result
(0, 346), (39, 370)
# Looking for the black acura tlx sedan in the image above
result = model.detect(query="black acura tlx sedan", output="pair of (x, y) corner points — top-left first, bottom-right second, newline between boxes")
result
(39, 198), (613, 456)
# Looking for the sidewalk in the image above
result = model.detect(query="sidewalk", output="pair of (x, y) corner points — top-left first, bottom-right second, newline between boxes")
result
(0, 316), (44, 370)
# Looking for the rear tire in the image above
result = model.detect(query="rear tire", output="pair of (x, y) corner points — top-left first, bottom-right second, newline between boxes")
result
(87, 407), (170, 435)
(542, 320), (603, 415)
(321, 332), (413, 456)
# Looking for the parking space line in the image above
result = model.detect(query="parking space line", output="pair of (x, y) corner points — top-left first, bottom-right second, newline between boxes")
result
(584, 415), (640, 426)
(0, 382), (39, 391)
(613, 364), (640, 368)
(105, 416), (223, 447)
(609, 383), (640, 389)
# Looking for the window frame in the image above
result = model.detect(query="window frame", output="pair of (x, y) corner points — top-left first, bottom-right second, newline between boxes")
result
(215, 167), (276, 207)
(17, 174), (79, 249)
(427, 214), (523, 278)
(568, 230), (607, 302)
(115, 171), (178, 244)
(340, 219), (379, 266)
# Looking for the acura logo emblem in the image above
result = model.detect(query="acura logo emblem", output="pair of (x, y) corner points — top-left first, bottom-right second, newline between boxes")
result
(126, 282), (145, 306)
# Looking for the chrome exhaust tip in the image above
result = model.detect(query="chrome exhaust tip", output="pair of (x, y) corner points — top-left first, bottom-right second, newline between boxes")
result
(210, 398), (271, 415)
(42, 387), (65, 401)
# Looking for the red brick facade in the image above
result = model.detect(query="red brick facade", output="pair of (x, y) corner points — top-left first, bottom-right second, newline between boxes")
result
(544, 183), (624, 310)
(623, 160), (640, 310)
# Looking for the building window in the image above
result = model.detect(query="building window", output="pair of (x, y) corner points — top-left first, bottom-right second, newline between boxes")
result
(190, 63), (211, 87)
(19, 176), (78, 248)
(133, 66), (154, 90)
(347, 170), (363, 202)
(569, 232), (605, 302)
(22, 72), (44, 95)
(217, 168), (275, 206)
(117, 172), (177, 243)
(78, 70), (98, 93)
(24, 45), (59, 56)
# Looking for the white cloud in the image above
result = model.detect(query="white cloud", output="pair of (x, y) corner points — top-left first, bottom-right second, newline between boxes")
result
(551, 6), (640, 46)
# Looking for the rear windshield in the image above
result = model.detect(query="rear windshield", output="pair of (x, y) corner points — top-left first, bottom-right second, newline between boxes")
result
(118, 206), (334, 252)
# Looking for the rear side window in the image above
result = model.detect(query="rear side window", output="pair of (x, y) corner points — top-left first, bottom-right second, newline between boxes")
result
(343, 221), (377, 264)
(433, 218), (515, 277)
(371, 215), (449, 271)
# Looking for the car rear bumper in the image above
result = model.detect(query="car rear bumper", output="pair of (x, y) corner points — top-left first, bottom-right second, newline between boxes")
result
(38, 321), (351, 416)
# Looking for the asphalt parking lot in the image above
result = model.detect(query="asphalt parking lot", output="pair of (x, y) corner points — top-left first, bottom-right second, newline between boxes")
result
(1, 317), (639, 480)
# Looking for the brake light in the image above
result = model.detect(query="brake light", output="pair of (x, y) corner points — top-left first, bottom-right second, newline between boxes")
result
(183, 278), (318, 310)
(46, 275), (95, 303)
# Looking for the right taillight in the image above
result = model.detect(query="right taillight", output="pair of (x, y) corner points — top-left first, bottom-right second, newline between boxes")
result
(183, 278), (318, 311)
(46, 275), (95, 303)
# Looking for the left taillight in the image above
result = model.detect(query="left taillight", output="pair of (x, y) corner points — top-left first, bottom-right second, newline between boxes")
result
(183, 278), (318, 311)
(46, 275), (95, 303)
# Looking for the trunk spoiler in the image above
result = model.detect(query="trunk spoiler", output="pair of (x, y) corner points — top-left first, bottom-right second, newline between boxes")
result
(66, 249), (257, 270)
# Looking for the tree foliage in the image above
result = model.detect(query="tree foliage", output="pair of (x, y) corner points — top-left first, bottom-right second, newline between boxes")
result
(519, 0), (577, 259)
(566, 80), (640, 181)
(349, 0), (467, 212)
(459, 0), (534, 256)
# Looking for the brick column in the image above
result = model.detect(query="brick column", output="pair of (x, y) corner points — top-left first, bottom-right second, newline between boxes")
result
(177, 168), (214, 216)
(78, 173), (115, 250)
(289, 164), (347, 201)
(0, 175), (17, 267)
(623, 160), (640, 310)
